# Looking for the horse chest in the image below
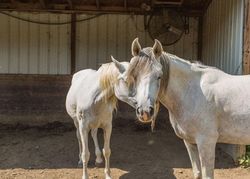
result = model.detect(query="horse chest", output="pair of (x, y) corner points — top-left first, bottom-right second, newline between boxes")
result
(169, 114), (196, 141)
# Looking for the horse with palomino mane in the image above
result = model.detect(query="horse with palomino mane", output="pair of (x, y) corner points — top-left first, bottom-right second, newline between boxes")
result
(66, 57), (159, 179)
(115, 38), (250, 179)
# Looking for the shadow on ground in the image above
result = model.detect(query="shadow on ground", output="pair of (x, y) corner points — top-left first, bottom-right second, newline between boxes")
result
(0, 118), (236, 179)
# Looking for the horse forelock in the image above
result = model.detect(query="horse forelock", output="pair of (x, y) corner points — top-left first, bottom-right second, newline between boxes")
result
(99, 63), (118, 109)
(127, 48), (169, 89)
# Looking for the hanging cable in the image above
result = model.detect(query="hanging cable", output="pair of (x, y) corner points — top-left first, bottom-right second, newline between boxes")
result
(0, 11), (103, 25)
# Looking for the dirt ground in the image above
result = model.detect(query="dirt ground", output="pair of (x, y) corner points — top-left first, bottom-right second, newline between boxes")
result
(0, 119), (249, 179)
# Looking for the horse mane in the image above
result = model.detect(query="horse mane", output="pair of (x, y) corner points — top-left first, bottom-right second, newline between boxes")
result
(126, 48), (153, 86)
(126, 47), (217, 94)
(98, 62), (119, 110)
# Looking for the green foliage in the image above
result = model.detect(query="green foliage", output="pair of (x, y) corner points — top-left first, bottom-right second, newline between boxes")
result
(239, 146), (250, 168)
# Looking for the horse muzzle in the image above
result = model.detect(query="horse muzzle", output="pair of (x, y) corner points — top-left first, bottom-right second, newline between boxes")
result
(136, 106), (154, 123)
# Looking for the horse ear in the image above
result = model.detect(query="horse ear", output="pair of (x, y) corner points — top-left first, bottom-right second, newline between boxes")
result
(131, 38), (141, 56)
(152, 39), (163, 59)
(111, 56), (125, 74)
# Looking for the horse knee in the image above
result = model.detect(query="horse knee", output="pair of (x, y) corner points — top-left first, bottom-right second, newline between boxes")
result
(81, 151), (90, 164)
(96, 149), (102, 158)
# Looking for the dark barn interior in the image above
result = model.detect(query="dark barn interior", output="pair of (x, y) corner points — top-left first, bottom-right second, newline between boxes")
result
(0, 0), (250, 179)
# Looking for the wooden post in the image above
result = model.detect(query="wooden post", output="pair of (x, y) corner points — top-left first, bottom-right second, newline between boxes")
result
(71, 13), (76, 74)
(197, 16), (203, 61)
(243, 0), (250, 74)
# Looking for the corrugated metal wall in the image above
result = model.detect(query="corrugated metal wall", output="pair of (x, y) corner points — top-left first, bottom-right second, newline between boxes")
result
(76, 14), (198, 71)
(0, 12), (198, 74)
(202, 0), (244, 75)
(0, 12), (71, 74)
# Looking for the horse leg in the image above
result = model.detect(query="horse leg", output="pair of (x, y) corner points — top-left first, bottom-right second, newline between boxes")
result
(196, 135), (218, 179)
(73, 118), (83, 166)
(103, 123), (112, 179)
(91, 128), (103, 166)
(79, 121), (90, 179)
(184, 140), (201, 179)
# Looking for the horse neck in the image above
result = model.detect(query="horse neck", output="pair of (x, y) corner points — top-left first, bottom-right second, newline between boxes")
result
(159, 54), (195, 113)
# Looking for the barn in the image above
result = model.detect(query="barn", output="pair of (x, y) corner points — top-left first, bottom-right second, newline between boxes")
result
(0, 0), (249, 178)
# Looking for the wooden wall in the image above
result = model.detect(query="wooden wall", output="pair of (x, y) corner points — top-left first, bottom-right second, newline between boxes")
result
(0, 75), (72, 125)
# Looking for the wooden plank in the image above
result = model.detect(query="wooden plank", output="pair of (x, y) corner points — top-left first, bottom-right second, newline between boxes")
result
(243, 0), (250, 74)
(0, 74), (71, 115)
(0, 74), (72, 125)
(70, 13), (76, 74)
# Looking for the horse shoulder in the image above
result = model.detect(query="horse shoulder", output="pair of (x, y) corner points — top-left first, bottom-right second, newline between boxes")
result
(199, 69), (227, 102)
(66, 69), (100, 114)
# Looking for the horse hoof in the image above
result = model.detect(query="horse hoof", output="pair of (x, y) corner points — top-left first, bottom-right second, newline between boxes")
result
(194, 174), (201, 179)
(95, 161), (103, 167)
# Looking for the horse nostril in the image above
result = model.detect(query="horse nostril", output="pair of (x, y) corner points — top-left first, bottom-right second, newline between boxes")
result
(149, 106), (154, 116)
(136, 107), (144, 116)
(136, 107), (140, 115)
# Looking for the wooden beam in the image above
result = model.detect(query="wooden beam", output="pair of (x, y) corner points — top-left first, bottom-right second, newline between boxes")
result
(154, 0), (183, 6)
(197, 16), (203, 61)
(96, 0), (100, 9)
(243, 0), (250, 74)
(10, 0), (17, 8)
(203, 0), (212, 13)
(67, 0), (73, 9)
(39, 0), (46, 8)
(70, 13), (76, 74)
(124, 0), (127, 9)
(0, 5), (150, 15)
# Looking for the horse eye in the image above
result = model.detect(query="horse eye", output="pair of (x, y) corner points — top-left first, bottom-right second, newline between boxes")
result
(157, 76), (161, 80)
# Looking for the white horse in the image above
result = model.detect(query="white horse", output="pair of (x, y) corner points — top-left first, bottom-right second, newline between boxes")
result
(122, 38), (250, 179)
(66, 57), (159, 179)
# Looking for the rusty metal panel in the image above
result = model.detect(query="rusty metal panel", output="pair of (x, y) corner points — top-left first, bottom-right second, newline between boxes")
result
(0, 12), (71, 74)
(76, 14), (198, 71)
(202, 0), (244, 74)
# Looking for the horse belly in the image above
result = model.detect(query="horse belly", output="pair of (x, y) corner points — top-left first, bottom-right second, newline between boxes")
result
(218, 117), (250, 144)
